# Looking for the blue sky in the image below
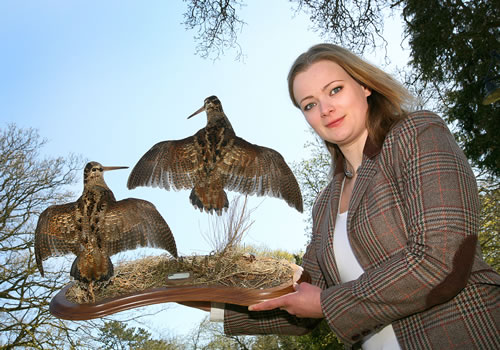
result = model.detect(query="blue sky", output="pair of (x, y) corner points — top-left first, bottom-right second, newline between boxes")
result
(0, 0), (409, 340)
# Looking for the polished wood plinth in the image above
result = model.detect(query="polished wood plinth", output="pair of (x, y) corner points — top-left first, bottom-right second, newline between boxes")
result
(50, 265), (310, 320)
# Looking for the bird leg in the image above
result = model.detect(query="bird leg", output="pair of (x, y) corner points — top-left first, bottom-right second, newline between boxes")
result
(88, 281), (95, 303)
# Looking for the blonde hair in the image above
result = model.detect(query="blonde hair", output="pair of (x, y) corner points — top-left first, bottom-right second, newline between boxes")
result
(288, 43), (413, 162)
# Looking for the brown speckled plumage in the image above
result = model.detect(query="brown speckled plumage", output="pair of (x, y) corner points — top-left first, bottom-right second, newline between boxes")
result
(127, 96), (303, 215)
(35, 161), (177, 283)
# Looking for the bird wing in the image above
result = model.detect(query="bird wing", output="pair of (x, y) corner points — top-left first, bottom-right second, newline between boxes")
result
(34, 203), (81, 276)
(127, 136), (200, 191)
(101, 198), (178, 258)
(220, 136), (304, 212)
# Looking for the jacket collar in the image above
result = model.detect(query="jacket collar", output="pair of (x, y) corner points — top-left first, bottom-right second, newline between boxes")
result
(333, 135), (381, 176)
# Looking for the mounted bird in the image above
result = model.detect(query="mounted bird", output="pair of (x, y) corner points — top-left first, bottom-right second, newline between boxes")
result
(127, 95), (303, 215)
(35, 161), (178, 286)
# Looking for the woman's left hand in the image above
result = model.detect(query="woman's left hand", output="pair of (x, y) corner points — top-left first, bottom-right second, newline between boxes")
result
(248, 282), (324, 318)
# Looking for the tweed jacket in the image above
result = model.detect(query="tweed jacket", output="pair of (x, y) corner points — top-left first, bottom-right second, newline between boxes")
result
(223, 111), (500, 349)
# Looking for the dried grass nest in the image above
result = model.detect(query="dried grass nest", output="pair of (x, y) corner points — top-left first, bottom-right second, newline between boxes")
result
(66, 250), (294, 304)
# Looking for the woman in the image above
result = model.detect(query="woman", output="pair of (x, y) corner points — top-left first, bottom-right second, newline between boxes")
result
(205, 44), (500, 349)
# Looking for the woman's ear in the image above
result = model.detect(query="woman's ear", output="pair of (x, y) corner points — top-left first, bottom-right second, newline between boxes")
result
(363, 85), (372, 98)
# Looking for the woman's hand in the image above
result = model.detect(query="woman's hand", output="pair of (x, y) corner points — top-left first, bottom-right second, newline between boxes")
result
(248, 282), (324, 318)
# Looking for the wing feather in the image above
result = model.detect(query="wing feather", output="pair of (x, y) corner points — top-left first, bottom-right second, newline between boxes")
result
(220, 137), (303, 212)
(101, 198), (177, 258)
(127, 136), (199, 191)
(34, 203), (80, 276)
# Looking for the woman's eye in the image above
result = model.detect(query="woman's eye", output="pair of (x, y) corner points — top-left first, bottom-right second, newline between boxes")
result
(304, 102), (315, 111)
(330, 86), (342, 95)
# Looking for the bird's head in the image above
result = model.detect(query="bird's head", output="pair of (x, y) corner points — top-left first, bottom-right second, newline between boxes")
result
(187, 95), (223, 119)
(83, 161), (128, 186)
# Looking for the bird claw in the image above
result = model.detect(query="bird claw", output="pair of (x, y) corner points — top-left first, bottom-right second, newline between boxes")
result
(88, 282), (95, 303)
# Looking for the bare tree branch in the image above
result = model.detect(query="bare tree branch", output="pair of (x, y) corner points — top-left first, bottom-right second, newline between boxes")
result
(290, 0), (400, 55)
(182, 0), (246, 60)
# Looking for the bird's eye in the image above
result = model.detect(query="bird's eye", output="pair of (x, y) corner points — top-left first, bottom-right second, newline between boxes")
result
(92, 168), (97, 172)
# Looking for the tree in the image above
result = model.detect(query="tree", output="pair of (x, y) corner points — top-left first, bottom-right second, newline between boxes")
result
(402, 0), (500, 177)
(291, 134), (331, 237)
(186, 316), (254, 349)
(478, 181), (500, 272)
(293, 0), (392, 56)
(183, 0), (499, 178)
(182, 0), (246, 60)
(190, 315), (343, 349)
(275, 319), (343, 350)
(95, 321), (182, 350)
(0, 124), (196, 349)
(182, 0), (391, 59)
(0, 124), (83, 348)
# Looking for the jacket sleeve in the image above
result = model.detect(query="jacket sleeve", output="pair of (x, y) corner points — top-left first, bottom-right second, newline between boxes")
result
(223, 189), (330, 336)
(321, 112), (481, 345)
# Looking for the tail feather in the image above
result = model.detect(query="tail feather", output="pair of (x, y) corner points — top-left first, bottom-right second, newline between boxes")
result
(70, 253), (114, 283)
(190, 186), (228, 215)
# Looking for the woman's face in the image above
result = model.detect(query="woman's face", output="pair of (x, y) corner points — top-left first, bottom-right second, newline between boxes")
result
(293, 60), (371, 152)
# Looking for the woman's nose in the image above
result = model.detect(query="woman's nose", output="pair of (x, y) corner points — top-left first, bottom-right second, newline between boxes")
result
(319, 100), (334, 117)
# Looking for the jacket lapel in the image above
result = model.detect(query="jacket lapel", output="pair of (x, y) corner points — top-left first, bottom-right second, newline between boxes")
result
(318, 173), (343, 286)
(318, 136), (381, 286)
(347, 157), (378, 225)
(347, 137), (380, 231)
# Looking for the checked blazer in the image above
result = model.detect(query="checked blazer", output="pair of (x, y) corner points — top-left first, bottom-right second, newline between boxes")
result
(223, 111), (500, 349)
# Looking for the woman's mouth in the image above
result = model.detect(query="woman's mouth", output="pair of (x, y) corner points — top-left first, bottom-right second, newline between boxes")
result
(326, 116), (345, 128)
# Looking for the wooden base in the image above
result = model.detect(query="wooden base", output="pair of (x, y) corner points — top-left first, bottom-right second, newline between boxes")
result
(50, 265), (310, 320)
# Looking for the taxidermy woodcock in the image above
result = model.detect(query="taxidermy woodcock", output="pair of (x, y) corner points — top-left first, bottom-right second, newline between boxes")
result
(127, 95), (303, 215)
(35, 161), (178, 286)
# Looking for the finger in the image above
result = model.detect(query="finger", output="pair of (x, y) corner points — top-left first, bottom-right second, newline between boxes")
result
(248, 300), (279, 311)
(248, 295), (289, 311)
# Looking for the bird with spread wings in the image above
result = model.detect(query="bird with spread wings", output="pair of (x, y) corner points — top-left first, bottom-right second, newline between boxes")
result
(127, 95), (303, 215)
(35, 161), (178, 287)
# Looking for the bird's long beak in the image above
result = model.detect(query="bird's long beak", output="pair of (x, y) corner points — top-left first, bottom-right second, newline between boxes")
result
(102, 166), (129, 172)
(187, 105), (205, 119)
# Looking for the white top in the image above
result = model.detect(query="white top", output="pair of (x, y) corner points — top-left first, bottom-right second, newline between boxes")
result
(333, 211), (364, 282)
(334, 179), (401, 349)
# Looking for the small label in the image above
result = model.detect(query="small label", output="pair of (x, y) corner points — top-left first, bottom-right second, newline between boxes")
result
(167, 272), (191, 280)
